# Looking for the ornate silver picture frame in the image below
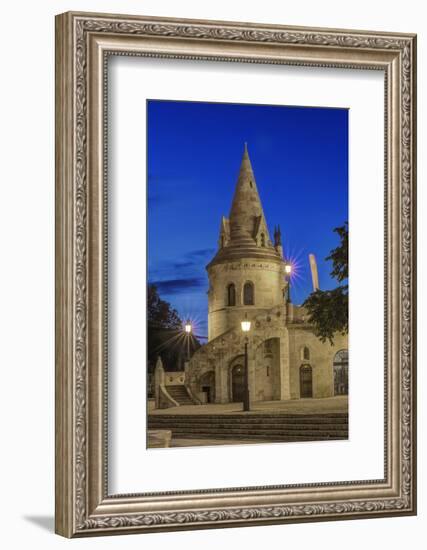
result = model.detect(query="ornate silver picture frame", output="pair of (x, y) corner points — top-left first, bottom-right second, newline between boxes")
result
(55, 11), (417, 537)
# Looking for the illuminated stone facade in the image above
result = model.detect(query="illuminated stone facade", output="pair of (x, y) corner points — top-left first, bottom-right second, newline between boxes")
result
(186, 145), (348, 404)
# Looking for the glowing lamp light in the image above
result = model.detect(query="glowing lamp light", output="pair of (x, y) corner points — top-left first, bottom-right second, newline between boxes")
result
(184, 320), (192, 333)
(285, 263), (292, 275)
(241, 315), (251, 333)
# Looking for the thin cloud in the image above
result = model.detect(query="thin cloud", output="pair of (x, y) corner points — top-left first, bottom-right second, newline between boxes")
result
(172, 248), (216, 270)
(187, 248), (215, 258)
(150, 277), (206, 295)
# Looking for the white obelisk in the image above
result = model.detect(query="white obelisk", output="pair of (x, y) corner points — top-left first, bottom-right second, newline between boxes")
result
(309, 253), (320, 291)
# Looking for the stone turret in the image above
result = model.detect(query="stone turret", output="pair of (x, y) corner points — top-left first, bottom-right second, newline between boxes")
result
(206, 145), (287, 341)
(274, 225), (284, 258)
(208, 144), (282, 266)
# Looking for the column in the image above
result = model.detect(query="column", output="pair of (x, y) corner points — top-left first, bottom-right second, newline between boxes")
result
(154, 356), (165, 409)
(215, 354), (229, 403)
(278, 333), (291, 400)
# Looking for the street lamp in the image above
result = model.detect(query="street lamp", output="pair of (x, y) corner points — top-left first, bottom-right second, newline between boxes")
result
(184, 319), (192, 361)
(285, 261), (292, 304)
(241, 314), (251, 411)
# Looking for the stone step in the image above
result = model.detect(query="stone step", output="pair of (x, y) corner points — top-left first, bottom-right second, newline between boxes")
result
(153, 428), (348, 437)
(149, 412), (348, 418)
(164, 386), (196, 406)
(148, 412), (348, 442)
(149, 413), (348, 420)
(148, 415), (348, 425)
(148, 421), (347, 431)
(167, 433), (348, 441)
(168, 400), (194, 404)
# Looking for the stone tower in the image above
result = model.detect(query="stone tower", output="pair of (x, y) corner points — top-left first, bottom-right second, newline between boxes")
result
(206, 145), (287, 341)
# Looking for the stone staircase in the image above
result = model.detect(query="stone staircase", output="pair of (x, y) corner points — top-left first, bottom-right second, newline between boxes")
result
(147, 413), (348, 442)
(165, 385), (196, 406)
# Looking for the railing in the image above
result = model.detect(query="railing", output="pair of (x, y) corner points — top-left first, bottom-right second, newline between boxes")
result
(163, 371), (185, 386)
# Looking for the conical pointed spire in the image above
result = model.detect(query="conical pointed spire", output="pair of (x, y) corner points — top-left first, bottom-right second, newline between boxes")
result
(229, 144), (269, 243)
(206, 144), (284, 268)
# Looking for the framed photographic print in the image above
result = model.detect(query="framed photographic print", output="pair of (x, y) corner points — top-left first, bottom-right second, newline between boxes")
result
(55, 11), (417, 537)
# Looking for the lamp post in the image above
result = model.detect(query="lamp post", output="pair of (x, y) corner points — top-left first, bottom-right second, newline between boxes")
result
(184, 319), (192, 361)
(241, 315), (251, 412)
(285, 261), (292, 303)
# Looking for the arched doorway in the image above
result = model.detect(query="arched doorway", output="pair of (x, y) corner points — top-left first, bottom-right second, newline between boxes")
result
(231, 364), (245, 402)
(333, 349), (349, 395)
(200, 371), (215, 403)
(300, 364), (313, 398)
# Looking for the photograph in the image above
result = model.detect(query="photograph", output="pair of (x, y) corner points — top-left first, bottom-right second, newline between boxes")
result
(146, 99), (349, 448)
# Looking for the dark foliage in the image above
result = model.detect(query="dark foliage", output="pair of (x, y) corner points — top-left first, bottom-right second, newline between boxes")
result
(148, 284), (182, 329)
(326, 222), (348, 282)
(303, 223), (348, 344)
(147, 284), (200, 374)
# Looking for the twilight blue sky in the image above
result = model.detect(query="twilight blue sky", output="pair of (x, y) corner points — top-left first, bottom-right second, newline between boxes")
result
(147, 100), (348, 336)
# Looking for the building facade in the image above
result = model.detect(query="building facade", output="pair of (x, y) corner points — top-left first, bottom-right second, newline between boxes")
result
(185, 145), (348, 405)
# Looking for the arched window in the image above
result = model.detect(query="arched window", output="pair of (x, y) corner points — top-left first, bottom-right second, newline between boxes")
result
(227, 283), (236, 306)
(260, 233), (265, 247)
(333, 349), (349, 395)
(243, 282), (254, 305)
(303, 346), (310, 360)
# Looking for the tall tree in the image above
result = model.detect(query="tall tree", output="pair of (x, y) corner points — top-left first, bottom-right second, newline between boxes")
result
(147, 284), (182, 329)
(147, 284), (200, 375)
(147, 284), (181, 374)
(303, 222), (348, 344)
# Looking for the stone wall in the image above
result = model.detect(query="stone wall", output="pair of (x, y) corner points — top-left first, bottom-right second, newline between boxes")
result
(253, 337), (280, 401)
(288, 327), (348, 399)
(188, 305), (288, 403)
(163, 371), (185, 386)
(187, 300), (348, 404)
(207, 258), (287, 340)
